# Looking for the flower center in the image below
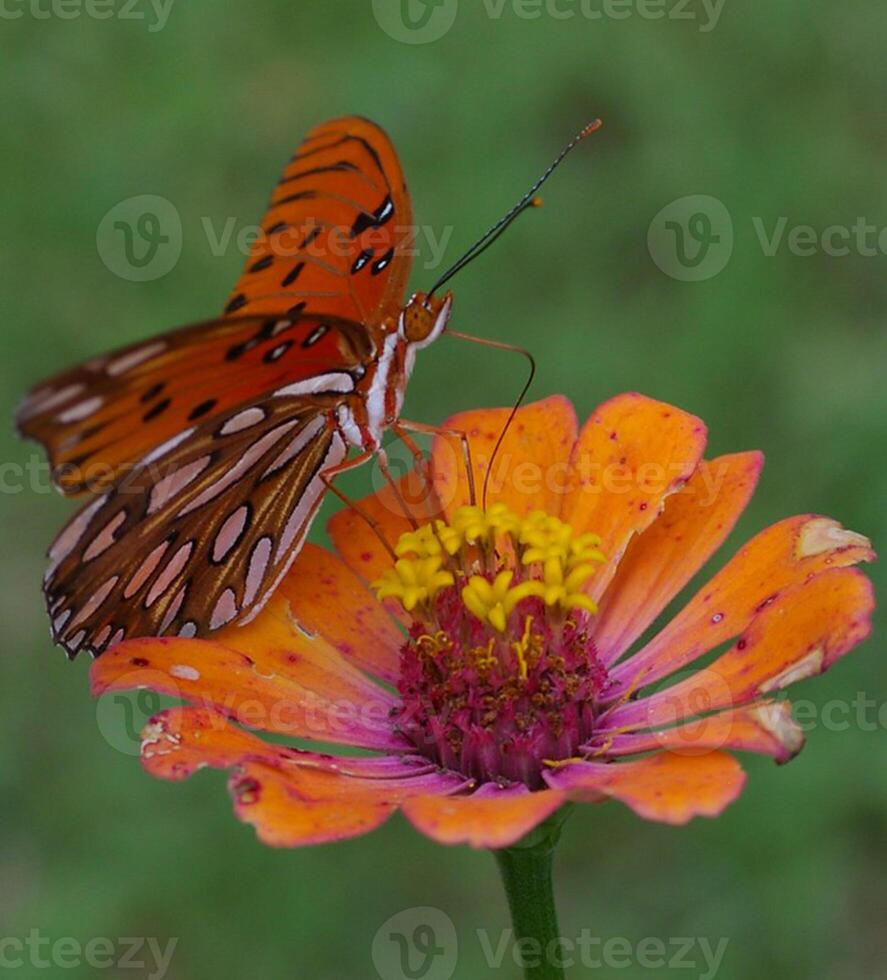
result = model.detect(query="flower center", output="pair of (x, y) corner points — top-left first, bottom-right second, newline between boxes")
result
(373, 505), (608, 788)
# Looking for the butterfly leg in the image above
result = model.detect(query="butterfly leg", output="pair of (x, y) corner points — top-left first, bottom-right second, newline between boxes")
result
(320, 451), (398, 561)
(387, 426), (438, 522)
(376, 447), (421, 531)
(393, 419), (478, 508)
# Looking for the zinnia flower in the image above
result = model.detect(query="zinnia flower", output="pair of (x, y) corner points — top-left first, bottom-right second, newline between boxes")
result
(91, 393), (875, 849)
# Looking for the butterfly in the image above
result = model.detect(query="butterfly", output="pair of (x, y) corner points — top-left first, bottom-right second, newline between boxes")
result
(17, 115), (601, 658)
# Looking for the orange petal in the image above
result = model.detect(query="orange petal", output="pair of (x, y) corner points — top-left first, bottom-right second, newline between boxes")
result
(544, 751), (746, 824)
(230, 762), (396, 846)
(328, 465), (440, 590)
(606, 568), (874, 731)
(140, 707), (466, 846)
(431, 396), (578, 519)
(588, 700), (804, 764)
(564, 393), (708, 598)
(593, 452), (762, 664)
(141, 705), (293, 780)
(91, 607), (403, 751)
(607, 515), (875, 697)
(140, 706), (440, 783)
(277, 543), (402, 684)
(402, 785), (567, 849)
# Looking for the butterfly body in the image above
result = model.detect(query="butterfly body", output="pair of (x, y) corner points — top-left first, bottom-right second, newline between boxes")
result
(17, 117), (451, 657)
(341, 291), (452, 452)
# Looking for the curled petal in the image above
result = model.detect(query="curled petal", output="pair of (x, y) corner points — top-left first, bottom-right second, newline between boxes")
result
(607, 514), (875, 699)
(588, 700), (805, 765)
(605, 568), (875, 731)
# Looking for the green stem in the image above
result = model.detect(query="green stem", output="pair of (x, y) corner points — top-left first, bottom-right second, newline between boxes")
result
(493, 807), (571, 980)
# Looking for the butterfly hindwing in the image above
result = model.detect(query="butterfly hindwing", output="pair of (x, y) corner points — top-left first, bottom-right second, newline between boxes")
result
(46, 393), (350, 657)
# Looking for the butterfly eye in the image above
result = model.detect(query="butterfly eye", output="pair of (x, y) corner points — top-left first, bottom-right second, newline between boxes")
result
(401, 292), (453, 347)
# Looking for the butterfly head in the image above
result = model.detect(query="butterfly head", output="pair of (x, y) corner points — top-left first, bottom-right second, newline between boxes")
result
(399, 291), (453, 350)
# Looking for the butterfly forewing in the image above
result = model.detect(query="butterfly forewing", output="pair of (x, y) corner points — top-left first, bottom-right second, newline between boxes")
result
(16, 313), (374, 495)
(222, 115), (413, 323)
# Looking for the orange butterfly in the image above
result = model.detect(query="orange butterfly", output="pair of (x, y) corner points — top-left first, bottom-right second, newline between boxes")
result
(17, 115), (600, 657)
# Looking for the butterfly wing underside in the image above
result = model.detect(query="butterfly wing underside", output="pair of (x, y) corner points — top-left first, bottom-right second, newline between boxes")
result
(46, 392), (350, 657)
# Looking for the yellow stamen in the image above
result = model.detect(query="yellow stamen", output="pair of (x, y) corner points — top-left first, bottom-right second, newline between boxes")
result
(543, 756), (586, 769)
(373, 556), (454, 611)
(395, 524), (445, 559)
(462, 570), (518, 632)
(512, 615), (535, 679)
(372, 504), (604, 630)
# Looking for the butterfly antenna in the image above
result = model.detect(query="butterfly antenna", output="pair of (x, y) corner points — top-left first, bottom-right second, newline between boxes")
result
(427, 119), (602, 296)
(446, 330), (536, 509)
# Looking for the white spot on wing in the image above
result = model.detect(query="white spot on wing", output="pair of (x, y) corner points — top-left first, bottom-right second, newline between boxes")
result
(83, 510), (127, 562)
(210, 588), (238, 630)
(58, 396), (103, 424)
(148, 457), (212, 515)
(125, 540), (171, 598)
(160, 585), (188, 633)
(67, 575), (119, 633)
(53, 609), (72, 633)
(47, 494), (108, 573)
(178, 420), (299, 516)
(169, 663), (200, 681)
(261, 417), (326, 479)
(212, 505), (250, 563)
(273, 373), (354, 396)
(19, 382), (86, 420)
(145, 542), (193, 607)
(243, 536), (273, 606)
(106, 341), (166, 377)
(220, 406), (266, 435)
(140, 427), (196, 468)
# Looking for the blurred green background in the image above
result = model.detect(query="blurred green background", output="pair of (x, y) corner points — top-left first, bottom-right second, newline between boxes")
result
(2, 2), (885, 977)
